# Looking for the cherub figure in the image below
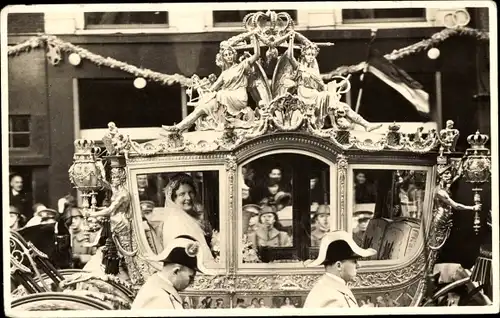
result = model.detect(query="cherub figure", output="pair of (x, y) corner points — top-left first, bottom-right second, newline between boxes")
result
(439, 120), (459, 154)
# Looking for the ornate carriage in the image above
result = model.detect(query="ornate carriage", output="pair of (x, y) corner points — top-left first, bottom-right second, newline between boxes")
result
(9, 10), (492, 311)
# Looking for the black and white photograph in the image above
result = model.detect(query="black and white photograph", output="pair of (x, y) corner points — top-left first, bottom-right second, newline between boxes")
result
(2, 1), (498, 315)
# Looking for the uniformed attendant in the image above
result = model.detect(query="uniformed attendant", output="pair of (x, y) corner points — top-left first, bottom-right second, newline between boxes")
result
(304, 230), (377, 308)
(311, 205), (331, 247)
(247, 205), (291, 248)
(352, 203), (375, 247)
(131, 235), (216, 309)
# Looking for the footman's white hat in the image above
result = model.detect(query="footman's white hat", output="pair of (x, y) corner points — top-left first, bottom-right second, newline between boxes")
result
(149, 235), (216, 275)
(307, 230), (377, 267)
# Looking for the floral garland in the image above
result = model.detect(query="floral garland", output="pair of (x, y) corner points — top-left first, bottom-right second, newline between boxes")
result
(321, 26), (489, 80)
(7, 27), (489, 86)
(8, 34), (193, 87)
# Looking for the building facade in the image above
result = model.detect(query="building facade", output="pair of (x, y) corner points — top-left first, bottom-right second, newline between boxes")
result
(7, 6), (491, 209)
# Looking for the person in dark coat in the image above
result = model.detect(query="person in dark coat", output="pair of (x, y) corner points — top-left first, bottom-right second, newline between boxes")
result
(9, 174), (32, 225)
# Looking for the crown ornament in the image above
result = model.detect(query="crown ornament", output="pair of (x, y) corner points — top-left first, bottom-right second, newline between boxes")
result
(74, 139), (97, 155)
(465, 130), (490, 156)
(388, 122), (401, 132)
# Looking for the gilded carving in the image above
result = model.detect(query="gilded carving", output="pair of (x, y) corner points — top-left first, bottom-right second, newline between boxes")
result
(351, 253), (426, 289)
(336, 154), (348, 226)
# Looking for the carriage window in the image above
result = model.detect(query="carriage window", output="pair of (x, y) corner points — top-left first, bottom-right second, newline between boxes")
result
(241, 154), (331, 264)
(351, 168), (428, 261)
(132, 170), (221, 264)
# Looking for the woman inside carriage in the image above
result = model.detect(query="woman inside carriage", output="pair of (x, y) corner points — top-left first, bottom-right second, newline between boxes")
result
(160, 173), (217, 267)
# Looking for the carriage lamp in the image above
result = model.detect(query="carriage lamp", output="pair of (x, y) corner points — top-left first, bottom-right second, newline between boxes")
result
(68, 139), (107, 218)
(461, 131), (491, 234)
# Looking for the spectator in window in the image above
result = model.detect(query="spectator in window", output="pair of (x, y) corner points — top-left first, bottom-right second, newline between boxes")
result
(235, 298), (246, 308)
(280, 297), (296, 308)
(254, 167), (291, 204)
(9, 174), (32, 224)
(275, 191), (293, 229)
(248, 298), (260, 308)
(310, 176), (324, 205)
(361, 296), (375, 307)
(242, 166), (256, 189)
(242, 181), (253, 205)
(9, 205), (25, 231)
(259, 298), (269, 308)
(137, 174), (160, 206)
(383, 292), (400, 307)
(311, 205), (331, 247)
(243, 204), (261, 235)
(375, 295), (386, 307)
(354, 172), (377, 203)
(214, 298), (225, 309)
(247, 205), (292, 248)
(68, 207), (97, 269)
(352, 204), (375, 247)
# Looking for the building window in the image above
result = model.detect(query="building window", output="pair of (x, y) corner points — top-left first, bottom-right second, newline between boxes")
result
(78, 78), (182, 130)
(7, 13), (44, 34)
(342, 9), (426, 23)
(9, 115), (31, 149)
(213, 10), (297, 27)
(84, 11), (169, 29)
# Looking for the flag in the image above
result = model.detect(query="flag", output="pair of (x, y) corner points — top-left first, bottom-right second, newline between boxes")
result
(366, 49), (430, 114)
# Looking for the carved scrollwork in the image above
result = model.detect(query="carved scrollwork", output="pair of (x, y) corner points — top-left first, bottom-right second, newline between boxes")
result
(189, 275), (236, 291)
(189, 254), (426, 292)
(267, 93), (307, 131)
(351, 253), (426, 289)
(216, 126), (245, 150)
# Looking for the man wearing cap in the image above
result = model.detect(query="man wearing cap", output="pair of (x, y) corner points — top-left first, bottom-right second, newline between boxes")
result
(132, 235), (215, 309)
(247, 205), (291, 248)
(243, 204), (261, 235)
(140, 200), (164, 254)
(24, 204), (58, 228)
(9, 205), (25, 231)
(311, 205), (331, 247)
(352, 203), (375, 247)
(304, 231), (377, 308)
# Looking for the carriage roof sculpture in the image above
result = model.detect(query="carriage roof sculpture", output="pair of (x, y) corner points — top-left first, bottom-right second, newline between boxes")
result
(9, 10), (492, 311)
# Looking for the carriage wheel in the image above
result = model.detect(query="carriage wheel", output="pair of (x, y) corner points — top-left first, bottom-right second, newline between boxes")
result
(423, 277), (491, 306)
(9, 292), (114, 311)
(17, 269), (135, 304)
